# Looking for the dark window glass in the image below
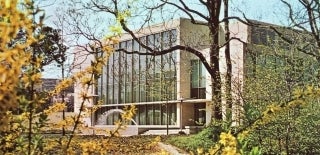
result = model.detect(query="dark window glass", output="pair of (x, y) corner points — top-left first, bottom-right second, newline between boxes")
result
(120, 42), (126, 103)
(146, 55), (155, 102)
(161, 104), (167, 125)
(162, 31), (170, 49)
(191, 60), (200, 88)
(126, 40), (133, 103)
(154, 104), (161, 125)
(194, 103), (206, 125)
(140, 36), (147, 53)
(132, 40), (140, 102)
(170, 29), (177, 46)
(154, 33), (161, 50)
(146, 105), (153, 125)
(113, 51), (120, 104)
(139, 105), (146, 125)
(147, 34), (155, 50)
(169, 104), (177, 125)
(191, 60), (206, 88)
(191, 60), (206, 99)
(101, 52), (107, 103)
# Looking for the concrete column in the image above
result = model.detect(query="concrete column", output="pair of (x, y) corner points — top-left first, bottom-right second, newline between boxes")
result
(177, 102), (182, 130)
(206, 102), (213, 126)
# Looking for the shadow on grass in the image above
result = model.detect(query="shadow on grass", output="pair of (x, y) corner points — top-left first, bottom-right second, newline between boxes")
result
(164, 127), (218, 153)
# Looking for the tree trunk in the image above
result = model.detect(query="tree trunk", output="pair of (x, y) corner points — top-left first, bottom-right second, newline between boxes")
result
(208, 0), (223, 120)
(224, 0), (232, 121)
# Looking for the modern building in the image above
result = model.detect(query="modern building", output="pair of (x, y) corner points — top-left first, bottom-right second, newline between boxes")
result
(72, 18), (316, 135)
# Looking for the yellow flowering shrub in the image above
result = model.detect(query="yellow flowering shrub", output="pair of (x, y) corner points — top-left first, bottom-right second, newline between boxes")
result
(0, 0), (143, 154)
(0, 0), (34, 132)
(204, 132), (239, 155)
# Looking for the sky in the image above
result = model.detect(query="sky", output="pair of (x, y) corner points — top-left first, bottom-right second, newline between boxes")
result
(40, 0), (288, 78)
(232, 0), (290, 25)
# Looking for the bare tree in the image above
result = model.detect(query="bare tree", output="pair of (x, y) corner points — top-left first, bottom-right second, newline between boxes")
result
(269, 0), (320, 61)
(62, 0), (254, 122)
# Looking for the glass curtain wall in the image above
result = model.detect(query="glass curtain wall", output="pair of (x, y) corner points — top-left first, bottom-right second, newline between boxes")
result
(97, 29), (178, 125)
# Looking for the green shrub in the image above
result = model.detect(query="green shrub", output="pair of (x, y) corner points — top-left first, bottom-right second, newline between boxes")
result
(165, 127), (218, 153)
(245, 99), (320, 154)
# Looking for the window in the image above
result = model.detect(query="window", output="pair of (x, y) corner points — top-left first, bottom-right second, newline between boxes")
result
(162, 31), (170, 49)
(154, 104), (161, 125)
(147, 105), (153, 125)
(107, 53), (113, 104)
(126, 40), (133, 103)
(191, 60), (206, 88)
(120, 42), (126, 103)
(132, 40), (140, 102)
(139, 105), (146, 125)
(191, 60), (206, 99)
(112, 50), (120, 104)
(96, 29), (178, 125)
(194, 103), (206, 125)
(102, 30), (177, 104)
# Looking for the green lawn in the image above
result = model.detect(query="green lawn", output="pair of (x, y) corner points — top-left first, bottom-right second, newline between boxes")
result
(164, 128), (217, 153)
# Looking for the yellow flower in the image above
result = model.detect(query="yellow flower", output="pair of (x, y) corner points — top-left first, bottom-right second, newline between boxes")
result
(221, 146), (238, 155)
(208, 145), (220, 155)
(197, 147), (204, 154)
(5, 0), (12, 8)
(219, 132), (239, 155)
(219, 132), (236, 147)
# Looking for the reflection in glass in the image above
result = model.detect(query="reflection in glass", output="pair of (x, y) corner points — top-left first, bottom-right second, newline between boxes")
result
(97, 29), (178, 125)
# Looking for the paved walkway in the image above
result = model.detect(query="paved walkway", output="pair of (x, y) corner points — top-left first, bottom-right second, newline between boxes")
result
(158, 142), (189, 155)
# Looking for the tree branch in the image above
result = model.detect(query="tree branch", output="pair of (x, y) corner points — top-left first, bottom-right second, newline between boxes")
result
(199, 0), (207, 6)
(270, 26), (319, 59)
(303, 0), (320, 46)
(219, 37), (247, 48)
(160, 0), (208, 26)
(178, 0), (209, 21)
(116, 44), (213, 77)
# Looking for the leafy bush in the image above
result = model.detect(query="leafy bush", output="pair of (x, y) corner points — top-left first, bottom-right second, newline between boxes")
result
(245, 99), (320, 154)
